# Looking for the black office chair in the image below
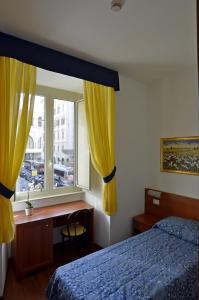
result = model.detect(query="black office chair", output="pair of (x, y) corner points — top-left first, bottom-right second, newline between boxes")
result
(61, 209), (91, 259)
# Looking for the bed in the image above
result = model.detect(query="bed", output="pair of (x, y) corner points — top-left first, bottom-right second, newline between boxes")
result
(46, 216), (199, 300)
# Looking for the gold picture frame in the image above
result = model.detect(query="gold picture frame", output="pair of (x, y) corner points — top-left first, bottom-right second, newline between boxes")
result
(160, 136), (199, 175)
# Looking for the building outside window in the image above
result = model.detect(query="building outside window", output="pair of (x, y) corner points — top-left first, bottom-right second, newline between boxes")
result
(16, 95), (74, 194)
(17, 96), (45, 193)
(28, 136), (34, 149)
(38, 116), (42, 127)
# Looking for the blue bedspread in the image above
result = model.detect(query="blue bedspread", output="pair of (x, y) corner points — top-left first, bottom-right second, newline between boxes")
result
(46, 228), (198, 300)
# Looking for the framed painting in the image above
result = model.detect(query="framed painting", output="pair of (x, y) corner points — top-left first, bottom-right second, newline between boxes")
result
(160, 136), (199, 175)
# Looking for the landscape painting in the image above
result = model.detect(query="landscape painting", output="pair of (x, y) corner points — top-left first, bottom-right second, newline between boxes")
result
(160, 137), (199, 175)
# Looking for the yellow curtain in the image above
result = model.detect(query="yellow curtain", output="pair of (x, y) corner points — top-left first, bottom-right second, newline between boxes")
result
(0, 57), (36, 243)
(84, 81), (117, 216)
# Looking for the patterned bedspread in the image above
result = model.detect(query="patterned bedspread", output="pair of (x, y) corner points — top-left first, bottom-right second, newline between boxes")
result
(46, 227), (198, 300)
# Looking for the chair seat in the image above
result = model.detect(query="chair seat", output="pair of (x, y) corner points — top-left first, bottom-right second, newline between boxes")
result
(61, 224), (86, 237)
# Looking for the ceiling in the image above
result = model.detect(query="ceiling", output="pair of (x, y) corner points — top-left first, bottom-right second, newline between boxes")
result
(0, 0), (197, 83)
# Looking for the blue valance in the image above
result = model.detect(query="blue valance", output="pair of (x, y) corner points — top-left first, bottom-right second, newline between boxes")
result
(0, 32), (120, 91)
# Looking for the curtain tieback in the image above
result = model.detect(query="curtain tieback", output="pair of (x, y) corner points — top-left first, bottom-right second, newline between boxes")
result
(103, 166), (116, 184)
(0, 182), (15, 199)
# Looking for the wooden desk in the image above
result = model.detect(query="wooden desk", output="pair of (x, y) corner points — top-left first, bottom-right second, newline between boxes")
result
(13, 200), (93, 278)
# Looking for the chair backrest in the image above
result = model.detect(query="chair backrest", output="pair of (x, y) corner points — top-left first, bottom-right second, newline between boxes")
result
(66, 209), (91, 238)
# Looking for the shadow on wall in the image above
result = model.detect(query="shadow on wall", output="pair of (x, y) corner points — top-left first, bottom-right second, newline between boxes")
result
(85, 164), (110, 248)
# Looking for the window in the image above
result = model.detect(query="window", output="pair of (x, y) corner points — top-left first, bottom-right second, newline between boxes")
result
(16, 87), (90, 200)
(53, 99), (74, 188)
(28, 136), (34, 149)
(16, 96), (45, 193)
(38, 116), (42, 127)
(38, 137), (42, 148)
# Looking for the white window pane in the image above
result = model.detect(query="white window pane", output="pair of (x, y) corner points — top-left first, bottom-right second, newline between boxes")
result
(53, 99), (74, 188)
(16, 96), (45, 192)
(76, 101), (90, 189)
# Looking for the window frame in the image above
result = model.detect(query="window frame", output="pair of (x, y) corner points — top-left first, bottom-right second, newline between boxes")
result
(75, 99), (91, 190)
(15, 85), (83, 201)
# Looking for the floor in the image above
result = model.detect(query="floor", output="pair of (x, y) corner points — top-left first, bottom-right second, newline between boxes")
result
(3, 243), (101, 300)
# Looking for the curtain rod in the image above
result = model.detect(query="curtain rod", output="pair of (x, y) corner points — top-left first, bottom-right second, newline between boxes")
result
(0, 32), (120, 91)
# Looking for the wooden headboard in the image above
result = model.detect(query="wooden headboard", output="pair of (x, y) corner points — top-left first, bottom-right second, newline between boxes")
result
(145, 188), (199, 221)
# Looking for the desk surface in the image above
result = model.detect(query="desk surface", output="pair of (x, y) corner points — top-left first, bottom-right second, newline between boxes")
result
(14, 200), (93, 225)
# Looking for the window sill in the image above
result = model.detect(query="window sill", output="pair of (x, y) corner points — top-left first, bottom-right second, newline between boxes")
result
(12, 191), (85, 212)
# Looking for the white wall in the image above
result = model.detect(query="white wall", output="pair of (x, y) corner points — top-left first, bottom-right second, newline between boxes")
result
(84, 165), (110, 248)
(147, 67), (199, 198)
(110, 75), (149, 244)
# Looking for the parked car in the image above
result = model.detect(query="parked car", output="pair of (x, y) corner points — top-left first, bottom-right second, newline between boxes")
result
(54, 175), (65, 187)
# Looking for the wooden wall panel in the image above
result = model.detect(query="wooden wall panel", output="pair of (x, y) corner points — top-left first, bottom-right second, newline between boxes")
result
(145, 188), (199, 220)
